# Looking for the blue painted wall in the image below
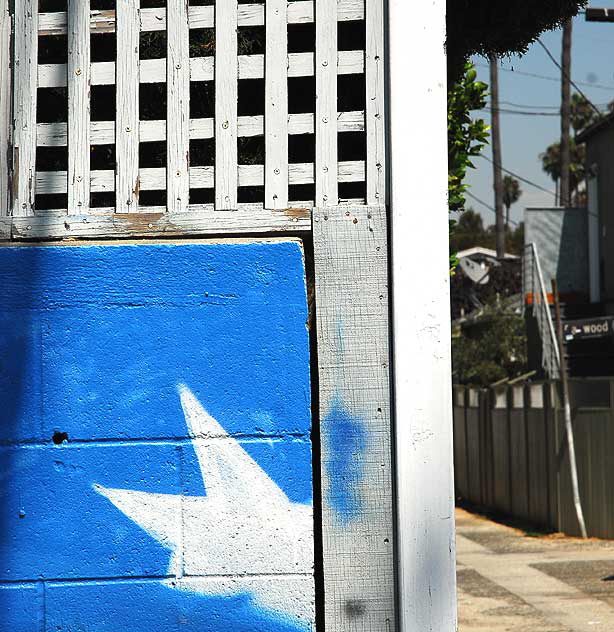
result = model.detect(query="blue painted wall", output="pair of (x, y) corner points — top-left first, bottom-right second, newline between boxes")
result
(0, 241), (313, 631)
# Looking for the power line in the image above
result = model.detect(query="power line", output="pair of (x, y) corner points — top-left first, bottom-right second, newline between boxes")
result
(492, 99), (610, 110)
(478, 154), (557, 197)
(475, 62), (614, 91)
(536, 39), (605, 120)
(465, 191), (519, 226)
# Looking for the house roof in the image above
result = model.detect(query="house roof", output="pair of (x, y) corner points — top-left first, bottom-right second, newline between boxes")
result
(577, 111), (614, 144)
(456, 246), (519, 261)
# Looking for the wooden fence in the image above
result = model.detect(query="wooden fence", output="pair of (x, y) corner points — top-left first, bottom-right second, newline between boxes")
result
(0, 0), (385, 240)
(453, 379), (614, 538)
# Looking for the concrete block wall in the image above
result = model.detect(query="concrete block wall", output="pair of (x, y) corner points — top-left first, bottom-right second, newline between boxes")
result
(0, 241), (314, 631)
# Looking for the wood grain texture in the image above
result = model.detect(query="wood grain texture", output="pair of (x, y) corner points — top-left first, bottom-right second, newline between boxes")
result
(35, 161), (365, 194)
(68, 0), (91, 213)
(37, 0), (365, 35)
(215, 0), (238, 209)
(13, 0), (38, 216)
(4, 206), (310, 240)
(167, 0), (190, 212)
(38, 50), (364, 88)
(365, 0), (385, 205)
(116, 0), (140, 212)
(265, 0), (289, 209)
(37, 112), (365, 147)
(313, 205), (395, 631)
(0, 0), (10, 216)
(315, 0), (338, 206)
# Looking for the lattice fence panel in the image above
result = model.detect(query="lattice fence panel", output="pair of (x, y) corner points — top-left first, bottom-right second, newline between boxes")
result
(2, 0), (385, 233)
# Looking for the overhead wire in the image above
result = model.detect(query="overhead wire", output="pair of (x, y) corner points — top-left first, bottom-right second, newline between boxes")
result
(464, 191), (519, 227)
(478, 154), (557, 197)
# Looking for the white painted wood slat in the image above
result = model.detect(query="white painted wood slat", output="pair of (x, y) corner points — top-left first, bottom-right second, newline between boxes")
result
(68, 0), (91, 213)
(13, 0), (38, 216)
(167, 0), (190, 213)
(37, 111), (365, 147)
(265, 0), (288, 209)
(0, 0), (10, 216)
(37, 1), (365, 35)
(116, 0), (140, 212)
(36, 161), (365, 195)
(313, 205), (396, 631)
(365, 0), (385, 205)
(315, 0), (338, 206)
(215, 0), (238, 210)
(38, 51), (364, 89)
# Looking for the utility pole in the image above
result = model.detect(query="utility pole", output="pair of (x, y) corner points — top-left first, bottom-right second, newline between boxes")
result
(560, 18), (572, 208)
(489, 55), (505, 258)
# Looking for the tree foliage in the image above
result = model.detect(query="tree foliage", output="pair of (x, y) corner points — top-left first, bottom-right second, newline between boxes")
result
(452, 301), (528, 386)
(446, 0), (588, 84)
(502, 176), (521, 228)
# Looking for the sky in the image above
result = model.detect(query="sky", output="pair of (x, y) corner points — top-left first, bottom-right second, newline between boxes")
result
(465, 1), (614, 228)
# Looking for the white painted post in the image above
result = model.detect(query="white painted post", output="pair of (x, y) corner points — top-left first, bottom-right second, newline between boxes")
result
(68, 0), (91, 214)
(13, 0), (38, 217)
(265, 0), (289, 209)
(116, 0), (140, 212)
(388, 0), (458, 630)
(315, 0), (338, 207)
(365, 0), (385, 205)
(0, 0), (10, 217)
(215, 0), (238, 210)
(167, 0), (191, 213)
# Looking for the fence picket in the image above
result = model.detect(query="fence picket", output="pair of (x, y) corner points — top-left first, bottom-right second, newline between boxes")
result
(13, 0), (38, 216)
(215, 0), (238, 210)
(315, 0), (338, 206)
(116, 0), (140, 212)
(0, 0), (10, 216)
(167, 0), (190, 213)
(365, 0), (385, 205)
(68, 0), (91, 213)
(265, 0), (288, 209)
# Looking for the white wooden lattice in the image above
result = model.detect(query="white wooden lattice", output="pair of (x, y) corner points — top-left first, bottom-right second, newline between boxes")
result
(2, 0), (385, 233)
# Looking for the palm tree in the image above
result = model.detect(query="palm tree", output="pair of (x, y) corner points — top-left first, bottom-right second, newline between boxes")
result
(540, 143), (561, 205)
(502, 176), (521, 229)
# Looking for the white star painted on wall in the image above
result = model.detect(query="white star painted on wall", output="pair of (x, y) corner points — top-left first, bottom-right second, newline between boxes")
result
(94, 385), (314, 627)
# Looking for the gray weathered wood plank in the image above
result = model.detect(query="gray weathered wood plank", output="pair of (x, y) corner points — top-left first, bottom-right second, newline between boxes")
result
(13, 0), (38, 216)
(0, 0), (10, 216)
(265, 0), (289, 209)
(365, 0), (385, 205)
(167, 0), (190, 212)
(215, 0), (238, 210)
(313, 205), (396, 631)
(116, 0), (140, 212)
(315, 0), (338, 206)
(4, 206), (311, 240)
(68, 0), (91, 213)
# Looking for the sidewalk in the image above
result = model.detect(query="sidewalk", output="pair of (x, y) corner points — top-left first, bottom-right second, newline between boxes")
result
(456, 507), (614, 631)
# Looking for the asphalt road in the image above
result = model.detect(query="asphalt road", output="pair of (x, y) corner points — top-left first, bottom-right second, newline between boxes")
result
(456, 507), (614, 631)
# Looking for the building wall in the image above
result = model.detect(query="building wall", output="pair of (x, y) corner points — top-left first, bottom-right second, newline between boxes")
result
(525, 207), (588, 297)
(586, 128), (614, 307)
(0, 241), (314, 631)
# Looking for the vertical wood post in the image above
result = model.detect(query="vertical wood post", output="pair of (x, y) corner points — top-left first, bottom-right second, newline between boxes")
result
(68, 0), (91, 214)
(215, 0), (238, 210)
(13, 0), (38, 217)
(314, 205), (395, 631)
(0, 0), (10, 217)
(265, 0), (288, 209)
(388, 0), (457, 628)
(167, 0), (190, 213)
(116, 0), (140, 212)
(365, 0), (385, 205)
(315, 0), (338, 207)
